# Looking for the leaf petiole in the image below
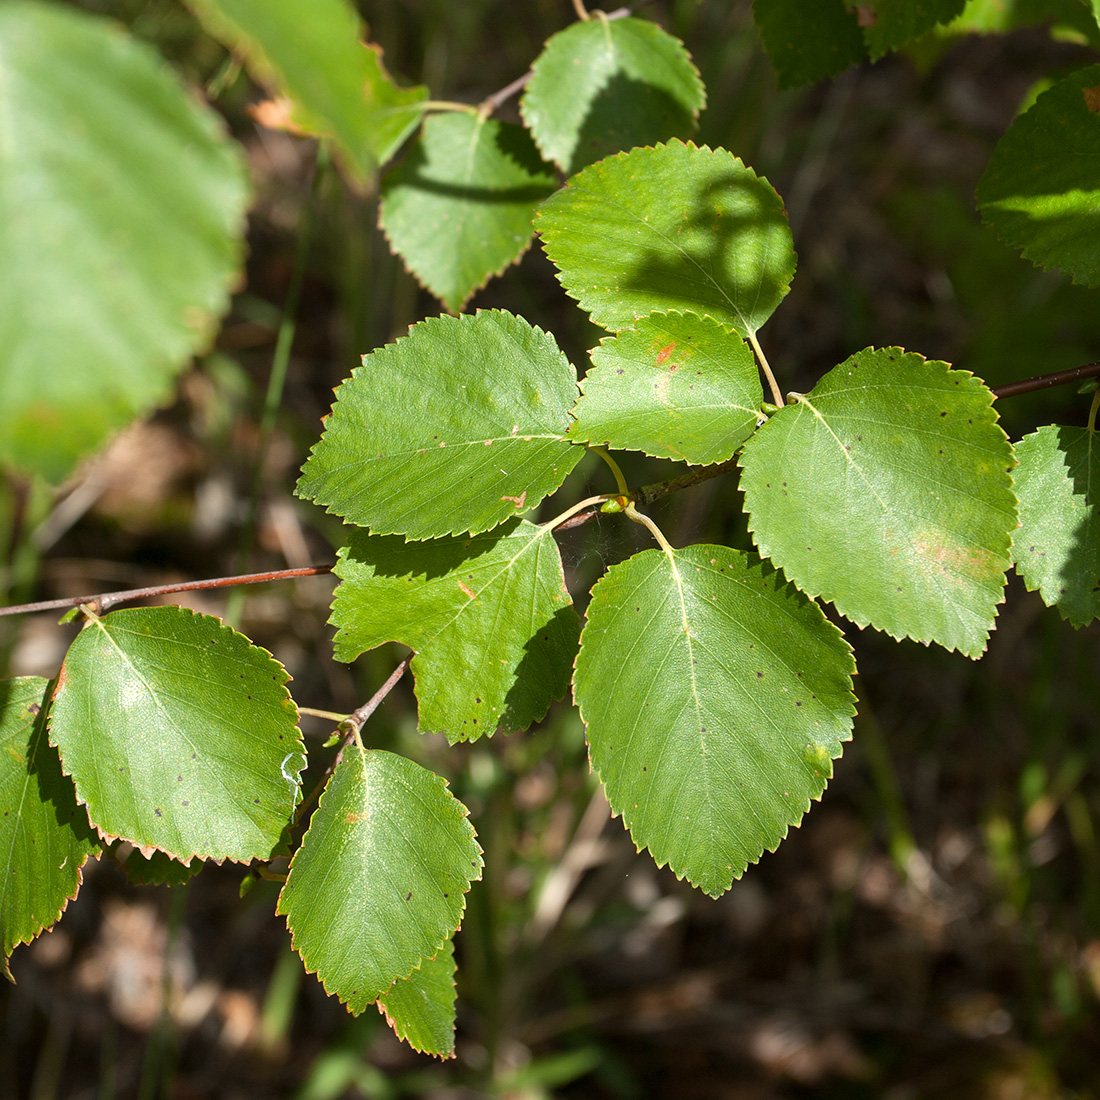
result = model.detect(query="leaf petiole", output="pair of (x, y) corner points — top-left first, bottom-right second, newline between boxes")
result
(623, 502), (677, 561)
(748, 330), (783, 408)
(590, 445), (630, 495)
(542, 494), (617, 531)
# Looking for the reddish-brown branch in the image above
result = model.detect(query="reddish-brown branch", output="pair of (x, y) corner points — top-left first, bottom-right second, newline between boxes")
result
(345, 653), (413, 735)
(0, 565), (332, 618)
(990, 360), (1100, 400)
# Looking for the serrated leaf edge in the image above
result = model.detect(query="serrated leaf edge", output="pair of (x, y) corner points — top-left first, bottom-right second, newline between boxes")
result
(572, 547), (856, 896)
(47, 606), (304, 866)
(536, 139), (795, 337)
(278, 747), (483, 1012)
(519, 16), (706, 173)
(740, 348), (1017, 658)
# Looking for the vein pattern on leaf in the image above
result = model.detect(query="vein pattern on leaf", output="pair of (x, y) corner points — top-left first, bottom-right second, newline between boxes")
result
(380, 113), (557, 311)
(49, 607), (304, 863)
(569, 311), (763, 463)
(378, 936), (457, 1058)
(278, 747), (481, 1015)
(1013, 424), (1100, 627)
(537, 141), (796, 337)
(575, 546), (855, 897)
(0, 678), (99, 967)
(297, 310), (582, 539)
(521, 17), (704, 174)
(331, 520), (579, 741)
(740, 348), (1015, 656)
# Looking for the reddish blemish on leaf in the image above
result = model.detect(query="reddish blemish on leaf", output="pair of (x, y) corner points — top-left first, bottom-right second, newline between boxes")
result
(501, 491), (527, 508)
(458, 581), (475, 599)
(855, 4), (876, 26)
(655, 343), (676, 366)
(1084, 86), (1100, 114)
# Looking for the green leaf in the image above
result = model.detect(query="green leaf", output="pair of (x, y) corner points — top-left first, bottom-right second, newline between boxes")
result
(0, 1), (250, 482)
(278, 747), (482, 1014)
(49, 607), (304, 863)
(297, 310), (583, 538)
(185, 0), (427, 181)
(1013, 424), (1100, 627)
(858, 0), (968, 57)
(377, 936), (457, 1058)
(754, 0), (968, 83)
(380, 113), (557, 312)
(977, 65), (1100, 288)
(943, 0), (1100, 38)
(568, 311), (764, 464)
(521, 17), (705, 174)
(739, 348), (1016, 656)
(574, 546), (855, 897)
(537, 141), (796, 337)
(752, 0), (867, 88)
(332, 521), (579, 742)
(0, 678), (100, 974)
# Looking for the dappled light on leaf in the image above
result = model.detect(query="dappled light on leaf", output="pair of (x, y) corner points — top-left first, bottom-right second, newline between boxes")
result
(380, 113), (557, 312)
(538, 141), (796, 337)
(522, 17), (704, 174)
(1013, 425), (1100, 627)
(569, 310), (763, 464)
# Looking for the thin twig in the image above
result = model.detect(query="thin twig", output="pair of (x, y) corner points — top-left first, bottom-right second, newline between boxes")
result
(632, 458), (741, 508)
(344, 653), (413, 735)
(479, 72), (533, 116)
(0, 565), (332, 618)
(991, 360), (1100, 401)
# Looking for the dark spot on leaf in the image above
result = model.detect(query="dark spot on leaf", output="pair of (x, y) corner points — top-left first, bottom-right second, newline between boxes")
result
(182, 800), (189, 807)
(406, 892), (412, 901)
(756, 671), (764, 678)
(940, 411), (947, 417)
(155, 808), (162, 817)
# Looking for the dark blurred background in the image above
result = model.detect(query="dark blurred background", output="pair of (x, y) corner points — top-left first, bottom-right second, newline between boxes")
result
(3, 2), (1100, 1097)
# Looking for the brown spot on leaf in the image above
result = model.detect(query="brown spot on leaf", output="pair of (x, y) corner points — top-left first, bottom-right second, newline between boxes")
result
(1084, 86), (1100, 113)
(855, 4), (876, 26)
(458, 580), (476, 599)
(655, 342), (676, 366)
(501, 491), (527, 508)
